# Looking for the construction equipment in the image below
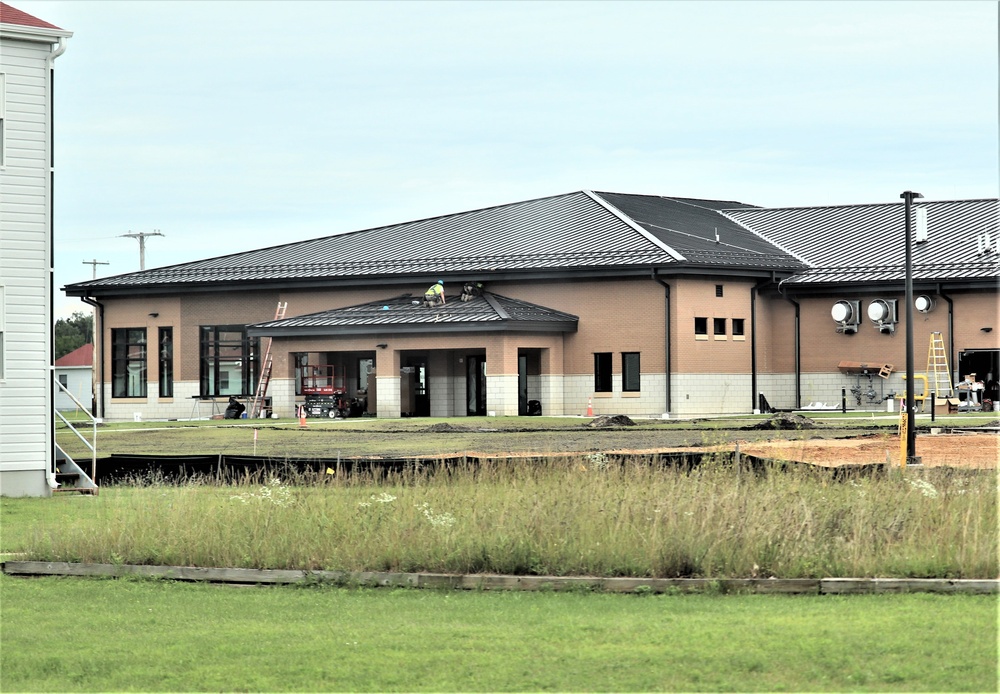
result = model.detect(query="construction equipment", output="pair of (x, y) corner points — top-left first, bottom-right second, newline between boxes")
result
(249, 302), (287, 418)
(926, 332), (953, 397)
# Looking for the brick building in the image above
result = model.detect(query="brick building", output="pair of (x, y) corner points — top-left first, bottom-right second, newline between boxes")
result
(63, 191), (999, 421)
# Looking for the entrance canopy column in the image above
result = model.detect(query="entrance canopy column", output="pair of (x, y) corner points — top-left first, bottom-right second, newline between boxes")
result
(374, 347), (401, 418)
(485, 336), (519, 416)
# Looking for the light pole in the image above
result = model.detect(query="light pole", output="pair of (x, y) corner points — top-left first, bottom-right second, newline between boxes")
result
(901, 190), (923, 466)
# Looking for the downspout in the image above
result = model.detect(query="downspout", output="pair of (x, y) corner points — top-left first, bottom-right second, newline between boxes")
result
(777, 277), (801, 409)
(937, 284), (955, 381)
(82, 297), (105, 418)
(652, 270), (671, 415)
(45, 38), (68, 492)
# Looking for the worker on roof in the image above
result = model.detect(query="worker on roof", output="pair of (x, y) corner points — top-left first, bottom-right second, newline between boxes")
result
(423, 280), (446, 307)
(460, 281), (483, 302)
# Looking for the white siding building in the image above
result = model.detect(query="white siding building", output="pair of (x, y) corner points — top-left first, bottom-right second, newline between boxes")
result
(0, 3), (71, 496)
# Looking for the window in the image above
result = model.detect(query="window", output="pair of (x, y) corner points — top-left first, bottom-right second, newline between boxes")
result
(733, 318), (746, 339)
(0, 285), (5, 379)
(159, 327), (173, 397)
(358, 357), (374, 391)
(715, 284), (724, 297)
(594, 352), (612, 393)
(0, 73), (5, 167)
(714, 318), (727, 340)
(199, 325), (259, 397)
(58, 374), (68, 387)
(694, 317), (708, 338)
(622, 352), (640, 392)
(111, 328), (147, 398)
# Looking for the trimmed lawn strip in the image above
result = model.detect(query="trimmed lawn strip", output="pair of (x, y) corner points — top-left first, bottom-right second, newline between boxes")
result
(1, 575), (996, 692)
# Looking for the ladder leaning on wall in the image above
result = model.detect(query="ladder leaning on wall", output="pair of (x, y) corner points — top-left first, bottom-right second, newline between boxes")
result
(926, 331), (953, 397)
(249, 302), (288, 419)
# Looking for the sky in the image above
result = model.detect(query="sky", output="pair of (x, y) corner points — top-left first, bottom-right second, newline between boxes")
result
(9, 0), (999, 320)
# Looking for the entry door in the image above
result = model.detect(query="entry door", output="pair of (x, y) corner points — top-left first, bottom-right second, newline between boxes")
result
(518, 355), (528, 416)
(467, 355), (487, 416)
(403, 356), (429, 417)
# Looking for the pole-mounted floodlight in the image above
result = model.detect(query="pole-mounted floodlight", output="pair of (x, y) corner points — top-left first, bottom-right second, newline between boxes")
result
(901, 190), (923, 466)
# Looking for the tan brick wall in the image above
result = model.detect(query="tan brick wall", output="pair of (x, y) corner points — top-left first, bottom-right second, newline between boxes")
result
(671, 278), (754, 374)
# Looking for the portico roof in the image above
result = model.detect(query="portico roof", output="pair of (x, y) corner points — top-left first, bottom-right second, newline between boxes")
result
(247, 292), (579, 337)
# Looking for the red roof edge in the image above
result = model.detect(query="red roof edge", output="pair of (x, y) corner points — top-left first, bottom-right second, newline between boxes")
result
(55, 343), (94, 367)
(0, 2), (62, 30)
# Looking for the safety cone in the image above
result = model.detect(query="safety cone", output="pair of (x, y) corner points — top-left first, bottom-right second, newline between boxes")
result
(586, 397), (593, 417)
(298, 406), (308, 429)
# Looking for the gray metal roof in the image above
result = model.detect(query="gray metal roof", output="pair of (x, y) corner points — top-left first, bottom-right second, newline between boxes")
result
(62, 192), (999, 296)
(722, 198), (1000, 286)
(247, 292), (579, 337)
(63, 191), (795, 296)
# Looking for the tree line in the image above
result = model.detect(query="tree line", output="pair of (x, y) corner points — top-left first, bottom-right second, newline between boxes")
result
(55, 311), (94, 360)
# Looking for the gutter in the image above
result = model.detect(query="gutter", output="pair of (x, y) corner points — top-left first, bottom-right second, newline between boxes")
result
(652, 270), (671, 415)
(777, 277), (801, 409)
(81, 297), (105, 418)
(45, 37), (68, 492)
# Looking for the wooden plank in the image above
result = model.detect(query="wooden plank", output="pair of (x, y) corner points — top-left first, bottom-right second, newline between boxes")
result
(821, 578), (999, 594)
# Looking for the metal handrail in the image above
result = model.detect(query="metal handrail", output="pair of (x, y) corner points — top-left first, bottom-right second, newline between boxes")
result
(54, 378), (97, 483)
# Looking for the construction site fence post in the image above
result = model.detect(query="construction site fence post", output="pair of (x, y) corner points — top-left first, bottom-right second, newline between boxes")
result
(930, 392), (935, 422)
(841, 388), (846, 413)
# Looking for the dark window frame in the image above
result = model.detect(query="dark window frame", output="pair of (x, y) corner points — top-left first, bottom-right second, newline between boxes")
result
(694, 317), (708, 336)
(714, 317), (727, 337)
(732, 318), (746, 337)
(111, 327), (147, 398)
(199, 325), (259, 397)
(594, 352), (612, 393)
(622, 352), (641, 392)
(158, 327), (174, 398)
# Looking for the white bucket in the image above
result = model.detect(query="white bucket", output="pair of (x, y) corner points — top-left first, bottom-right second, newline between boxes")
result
(133, 412), (142, 422)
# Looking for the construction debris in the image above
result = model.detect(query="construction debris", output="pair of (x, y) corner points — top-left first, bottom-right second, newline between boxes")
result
(744, 413), (817, 430)
(586, 414), (636, 428)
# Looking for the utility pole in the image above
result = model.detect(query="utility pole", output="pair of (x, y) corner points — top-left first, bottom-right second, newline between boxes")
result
(120, 230), (163, 270)
(901, 190), (923, 466)
(82, 259), (109, 279)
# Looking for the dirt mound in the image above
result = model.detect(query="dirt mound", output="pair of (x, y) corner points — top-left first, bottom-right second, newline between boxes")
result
(744, 413), (817, 430)
(424, 423), (472, 433)
(586, 415), (637, 428)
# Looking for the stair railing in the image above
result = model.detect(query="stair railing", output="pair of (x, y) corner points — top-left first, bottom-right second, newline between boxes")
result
(54, 377), (98, 484)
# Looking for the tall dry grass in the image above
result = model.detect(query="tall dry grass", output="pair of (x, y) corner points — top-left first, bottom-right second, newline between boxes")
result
(23, 456), (998, 578)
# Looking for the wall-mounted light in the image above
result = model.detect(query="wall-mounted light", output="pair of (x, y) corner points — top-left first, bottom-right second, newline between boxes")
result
(831, 300), (860, 334)
(867, 299), (898, 334)
(376, 343), (388, 349)
(914, 295), (935, 313)
(148, 312), (159, 318)
(982, 327), (993, 333)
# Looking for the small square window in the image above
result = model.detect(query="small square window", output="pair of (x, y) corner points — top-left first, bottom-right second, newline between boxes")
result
(733, 318), (745, 337)
(715, 285), (724, 297)
(714, 318), (727, 336)
(694, 317), (708, 336)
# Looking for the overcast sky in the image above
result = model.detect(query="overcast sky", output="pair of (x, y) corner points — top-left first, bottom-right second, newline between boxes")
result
(10, 1), (999, 319)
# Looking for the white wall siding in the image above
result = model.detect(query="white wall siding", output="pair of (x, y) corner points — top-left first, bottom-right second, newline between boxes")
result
(0, 34), (58, 496)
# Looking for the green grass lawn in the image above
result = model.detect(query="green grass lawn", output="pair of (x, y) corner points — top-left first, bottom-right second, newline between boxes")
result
(1, 574), (995, 692)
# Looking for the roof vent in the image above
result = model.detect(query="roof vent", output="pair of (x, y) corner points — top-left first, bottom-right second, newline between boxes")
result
(915, 208), (928, 243)
(976, 229), (996, 255)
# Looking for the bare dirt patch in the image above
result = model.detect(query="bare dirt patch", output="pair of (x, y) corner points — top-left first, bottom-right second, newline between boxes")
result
(730, 432), (998, 469)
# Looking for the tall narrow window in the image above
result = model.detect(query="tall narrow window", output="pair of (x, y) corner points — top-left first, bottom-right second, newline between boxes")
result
(158, 327), (173, 397)
(0, 285), (5, 379)
(199, 325), (259, 397)
(111, 328), (147, 398)
(594, 352), (612, 393)
(622, 352), (641, 392)
(0, 73), (6, 167)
